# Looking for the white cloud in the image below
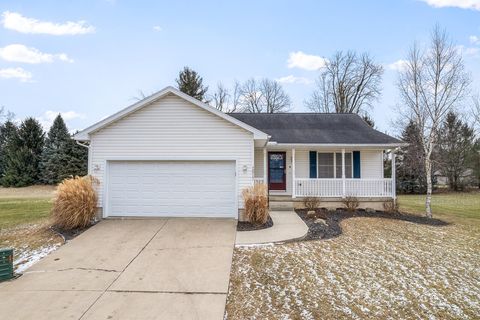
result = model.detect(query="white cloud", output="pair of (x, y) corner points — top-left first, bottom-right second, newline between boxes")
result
(39, 110), (86, 130)
(0, 44), (73, 64)
(276, 75), (313, 85)
(388, 59), (409, 71)
(0, 67), (32, 82)
(2, 11), (95, 35)
(470, 35), (480, 45)
(456, 44), (480, 56)
(153, 25), (162, 32)
(287, 51), (327, 71)
(419, 0), (480, 10)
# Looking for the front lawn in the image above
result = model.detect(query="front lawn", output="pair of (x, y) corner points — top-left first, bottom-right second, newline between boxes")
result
(226, 192), (480, 319)
(0, 186), (63, 273)
(398, 191), (480, 220)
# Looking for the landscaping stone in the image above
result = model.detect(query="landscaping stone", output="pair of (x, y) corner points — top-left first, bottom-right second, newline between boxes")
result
(314, 218), (327, 225)
(307, 210), (316, 218)
(365, 207), (376, 213)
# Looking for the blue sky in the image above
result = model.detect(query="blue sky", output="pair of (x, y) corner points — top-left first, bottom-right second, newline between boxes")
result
(0, 0), (479, 134)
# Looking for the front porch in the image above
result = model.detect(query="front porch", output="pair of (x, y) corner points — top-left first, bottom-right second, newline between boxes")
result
(253, 147), (397, 200)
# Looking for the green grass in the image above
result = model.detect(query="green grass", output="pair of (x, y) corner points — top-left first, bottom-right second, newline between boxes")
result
(398, 192), (480, 221)
(0, 198), (53, 229)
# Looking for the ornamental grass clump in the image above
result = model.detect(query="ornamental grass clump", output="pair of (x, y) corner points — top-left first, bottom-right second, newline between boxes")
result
(242, 183), (269, 225)
(342, 195), (359, 212)
(52, 176), (98, 230)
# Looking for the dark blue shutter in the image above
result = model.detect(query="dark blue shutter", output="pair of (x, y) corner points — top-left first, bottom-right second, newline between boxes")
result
(353, 151), (361, 178)
(309, 151), (317, 178)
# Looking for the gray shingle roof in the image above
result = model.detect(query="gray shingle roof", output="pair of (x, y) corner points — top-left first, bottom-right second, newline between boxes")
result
(228, 113), (402, 145)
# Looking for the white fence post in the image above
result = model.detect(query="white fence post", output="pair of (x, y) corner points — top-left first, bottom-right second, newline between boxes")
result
(342, 149), (346, 198)
(292, 148), (296, 198)
(392, 149), (396, 201)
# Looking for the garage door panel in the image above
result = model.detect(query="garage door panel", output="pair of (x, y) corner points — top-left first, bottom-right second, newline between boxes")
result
(107, 161), (236, 218)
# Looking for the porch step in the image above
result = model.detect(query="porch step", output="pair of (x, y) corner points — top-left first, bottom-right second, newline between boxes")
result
(269, 195), (294, 201)
(269, 201), (294, 211)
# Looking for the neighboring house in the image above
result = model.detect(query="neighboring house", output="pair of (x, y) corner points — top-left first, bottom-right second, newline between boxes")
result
(74, 86), (404, 220)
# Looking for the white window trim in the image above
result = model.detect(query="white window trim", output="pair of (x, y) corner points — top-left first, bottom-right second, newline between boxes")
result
(317, 152), (353, 179)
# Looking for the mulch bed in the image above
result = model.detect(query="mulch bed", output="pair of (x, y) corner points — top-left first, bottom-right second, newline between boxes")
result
(51, 221), (97, 241)
(296, 208), (449, 241)
(237, 216), (273, 231)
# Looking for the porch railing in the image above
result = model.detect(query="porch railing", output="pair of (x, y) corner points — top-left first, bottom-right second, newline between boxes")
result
(294, 178), (393, 198)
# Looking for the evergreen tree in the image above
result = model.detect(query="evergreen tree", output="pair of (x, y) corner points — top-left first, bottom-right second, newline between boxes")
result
(41, 115), (88, 184)
(437, 111), (475, 190)
(2, 118), (44, 187)
(0, 121), (17, 181)
(41, 115), (71, 184)
(175, 66), (208, 101)
(396, 120), (430, 193)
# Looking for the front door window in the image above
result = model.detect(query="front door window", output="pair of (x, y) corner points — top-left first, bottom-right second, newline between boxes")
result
(269, 152), (286, 190)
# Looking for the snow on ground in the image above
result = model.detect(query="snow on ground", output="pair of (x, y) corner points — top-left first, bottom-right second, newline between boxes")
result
(0, 223), (63, 274)
(225, 216), (480, 319)
(14, 244), (61, 273)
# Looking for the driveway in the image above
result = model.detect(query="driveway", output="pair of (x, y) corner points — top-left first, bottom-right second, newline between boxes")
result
(0, 218), (237, 320)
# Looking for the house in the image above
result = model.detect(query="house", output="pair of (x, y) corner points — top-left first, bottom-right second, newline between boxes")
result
(74, 86), (404, 220)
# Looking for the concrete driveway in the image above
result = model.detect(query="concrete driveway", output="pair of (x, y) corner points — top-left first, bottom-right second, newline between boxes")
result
(0, 218), (237, 320)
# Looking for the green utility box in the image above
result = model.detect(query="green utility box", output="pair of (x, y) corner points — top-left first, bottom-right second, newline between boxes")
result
(0, 248), (14, 281)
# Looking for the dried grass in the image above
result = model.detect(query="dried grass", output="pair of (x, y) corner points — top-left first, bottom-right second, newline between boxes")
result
(383, 199), (399, 213)
(242, 183), (269, 225)
(342, 195), (359, 212)
(51, 176), (98, 230)
(303, 197), (321, 211)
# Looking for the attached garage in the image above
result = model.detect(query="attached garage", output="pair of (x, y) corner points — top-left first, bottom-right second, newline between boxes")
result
(106, 160), (236, 218)
(74, 87), (268, 220)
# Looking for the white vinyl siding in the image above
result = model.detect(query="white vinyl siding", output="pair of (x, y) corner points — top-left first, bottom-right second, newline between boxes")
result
(254, 148), (264, 178)
(89, 93), (253, 211)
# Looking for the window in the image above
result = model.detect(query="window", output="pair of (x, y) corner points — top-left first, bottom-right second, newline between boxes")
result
(335, 153), (352, 178)
(318, 152), (353, 178)
(317, 153), (334, 178)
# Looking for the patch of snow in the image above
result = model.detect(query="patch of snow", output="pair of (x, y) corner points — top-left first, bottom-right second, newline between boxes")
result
(14, 244), (60, 273)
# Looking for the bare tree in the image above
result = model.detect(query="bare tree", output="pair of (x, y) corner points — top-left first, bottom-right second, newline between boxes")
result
(397, 26), (471, 217)
(232, 80), (242, 112)
(306, 51), (383, 114)
(260, 78), (291, 113)
(0, 106), (14, 122)
(210, 82), (231, 112)
(305, 73), (331, 112)
(472, 94), (480, 131)
(239, 78), (264, 113)
(238, 78), (291, 113)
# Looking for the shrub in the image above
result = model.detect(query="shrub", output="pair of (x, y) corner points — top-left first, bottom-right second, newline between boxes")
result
(303, 197), (320, 211)
(52, 176), (98, 230)
(342, 196), (359, 212)
(242, 183), (269, 225)
(383, 199), (399, 214)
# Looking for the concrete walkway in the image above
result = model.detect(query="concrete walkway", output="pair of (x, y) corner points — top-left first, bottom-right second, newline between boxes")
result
(235, 211), (308, 245)
(0, 218), (236, 320)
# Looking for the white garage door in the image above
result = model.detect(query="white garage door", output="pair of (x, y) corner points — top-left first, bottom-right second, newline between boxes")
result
(107, 160), (236, 218)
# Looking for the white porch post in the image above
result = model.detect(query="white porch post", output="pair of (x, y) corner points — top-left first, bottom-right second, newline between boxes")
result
(392, 149), (396, 202)
(292, 148), (296, 198)
(342, 148), (346, 198)
(263, 148), (267, 184)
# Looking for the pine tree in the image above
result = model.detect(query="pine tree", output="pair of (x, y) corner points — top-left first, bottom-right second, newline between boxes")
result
(41, 115), (88, 184)
(2, 118), (44, 187)
(0, 121), (18, 181)
(40, 115), (71, 184)
(437, 111), (475, 190)
(396, 120), (430, 193)
(175, 66), (208, 101)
